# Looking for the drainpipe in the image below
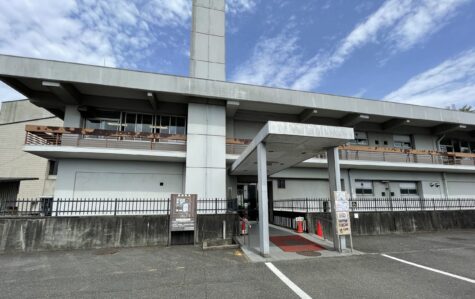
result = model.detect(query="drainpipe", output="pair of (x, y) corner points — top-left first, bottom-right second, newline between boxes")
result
(347, 169), (354, 201)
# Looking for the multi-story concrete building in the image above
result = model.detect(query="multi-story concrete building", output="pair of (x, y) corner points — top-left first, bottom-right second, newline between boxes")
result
(0, 100), (62, 208)
(1, 0), (475, 218)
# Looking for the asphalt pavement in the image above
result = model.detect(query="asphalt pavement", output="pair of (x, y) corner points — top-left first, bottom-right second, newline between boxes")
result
(0, 229), (474, 298)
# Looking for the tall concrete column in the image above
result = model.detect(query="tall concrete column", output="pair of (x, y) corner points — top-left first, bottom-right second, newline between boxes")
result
(190, 0), (225, 80)
(257, 142), (270, 256)
(186, 0), (227, 200)
(64, 105), (82, 127)
(327, 147), (346, 251)
(185, 103), (226, 199)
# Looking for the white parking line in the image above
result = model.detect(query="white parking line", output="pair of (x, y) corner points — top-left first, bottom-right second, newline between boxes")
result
(381, 254), (475, 284)
(265, 262), (312, 299)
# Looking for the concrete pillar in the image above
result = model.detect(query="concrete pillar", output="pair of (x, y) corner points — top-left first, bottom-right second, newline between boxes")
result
(257, 142), (270, 256)
(190, 0), (226, 81)
(327, 147), (346, 251)
(64, 105), (82, 127)
(441, 172), (449, 198)
(185, 103), (226, 199)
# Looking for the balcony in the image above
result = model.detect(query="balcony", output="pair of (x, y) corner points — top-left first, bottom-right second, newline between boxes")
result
(24, 125), (251, 161)
(24, 125), (475, 168)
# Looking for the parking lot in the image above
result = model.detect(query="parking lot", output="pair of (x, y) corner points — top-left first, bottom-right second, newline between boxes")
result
(0, 229), (474, 298)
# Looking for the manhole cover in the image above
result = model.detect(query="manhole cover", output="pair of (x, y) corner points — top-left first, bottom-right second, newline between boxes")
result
(296, 251), (321, 257)
(95, 248), (120, 256)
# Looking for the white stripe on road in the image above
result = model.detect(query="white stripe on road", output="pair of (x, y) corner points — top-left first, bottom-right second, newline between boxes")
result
(265, 262), (312, 299)
(381, 254), (475, 284)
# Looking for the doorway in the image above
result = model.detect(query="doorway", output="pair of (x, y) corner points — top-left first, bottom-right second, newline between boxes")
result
(236, 181), (274, 221)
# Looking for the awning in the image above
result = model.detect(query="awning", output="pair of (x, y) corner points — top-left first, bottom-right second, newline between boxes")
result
(230, 121), (354, 175)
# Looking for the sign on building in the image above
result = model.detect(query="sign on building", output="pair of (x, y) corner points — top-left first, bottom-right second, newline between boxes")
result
(334, 191), (351, 236)
(169, 194), (197, 245)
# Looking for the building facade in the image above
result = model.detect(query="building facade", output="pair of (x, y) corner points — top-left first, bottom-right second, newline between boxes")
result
(1, 0), (475, 217)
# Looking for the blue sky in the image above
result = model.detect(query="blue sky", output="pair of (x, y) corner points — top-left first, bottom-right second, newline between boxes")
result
(1, 0), (475, 109)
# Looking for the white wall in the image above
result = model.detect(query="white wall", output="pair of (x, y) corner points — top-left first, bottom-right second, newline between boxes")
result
(272, 179), (330, 200)
(55, 159), (184, 199)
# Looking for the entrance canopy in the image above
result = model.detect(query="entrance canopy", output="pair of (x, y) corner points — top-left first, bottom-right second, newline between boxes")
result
(230, 121), (354, 175)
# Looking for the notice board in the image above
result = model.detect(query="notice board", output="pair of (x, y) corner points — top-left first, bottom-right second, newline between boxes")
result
(169, 194), (197, 245)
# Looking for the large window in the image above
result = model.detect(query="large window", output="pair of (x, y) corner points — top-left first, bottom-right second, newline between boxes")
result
(84, 111), (186, 136)
(355, 181), (373, 195)
(394, 135), (412, 149)
(399, 182), (418, 195)
(350, 132), (369, 146)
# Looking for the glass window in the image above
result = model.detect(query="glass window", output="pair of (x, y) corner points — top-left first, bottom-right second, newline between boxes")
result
(48, 160), (58, 175)
(160, 116), (170, 134)
(350, 132), (368, 146)
(355, 181), (373, 195)
(277, 179), (286, 189)
(400, 182), (418, 195)
(394, 135), (412, 149)
(123, 113), (137, 132)
(176, 117), (186, 135)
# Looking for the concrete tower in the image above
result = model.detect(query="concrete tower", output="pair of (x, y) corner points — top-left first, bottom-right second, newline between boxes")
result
(190, 0), (226, 80)
(186, 0), (227, 199)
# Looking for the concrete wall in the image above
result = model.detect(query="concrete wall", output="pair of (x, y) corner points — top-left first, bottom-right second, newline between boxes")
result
(0, 99), (54, 124)
(0, 214), (239, 253)
(0, 101), (63, 198)
(55, 159), (185, 199)
(305, 210), (475, 239)
(272, 179), (330, 199)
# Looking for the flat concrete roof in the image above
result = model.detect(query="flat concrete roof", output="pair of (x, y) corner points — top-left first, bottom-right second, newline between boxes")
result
(230, 121), (354, 175)
(1, 54), (475, 128)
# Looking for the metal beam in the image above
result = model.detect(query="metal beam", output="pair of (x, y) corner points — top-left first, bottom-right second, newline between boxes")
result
(299, 109), (318, 123)
(432, 124), (467, 135)
(382, 118), (411, 131)
(42, 81), (81, 105)
(226, 100), (240, 117)
(340, 113), (369, 127)
(147, 92), (159, 111)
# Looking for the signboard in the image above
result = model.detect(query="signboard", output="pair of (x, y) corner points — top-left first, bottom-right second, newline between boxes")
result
(169, 194), (197, 232)
(333, 191), (351, 236)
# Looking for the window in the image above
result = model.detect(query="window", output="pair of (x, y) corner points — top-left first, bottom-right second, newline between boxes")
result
(355, 181), (373, 195)
(400, 182), (418, 195)
(48, 160), (58, 176)
(394, 135), (412, 149)
(350, 132), (368, 146)
(277, 179), (286, 189)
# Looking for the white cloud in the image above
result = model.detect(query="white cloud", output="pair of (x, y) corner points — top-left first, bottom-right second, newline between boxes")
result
(231, 0), (469, 91)
(291, 0), (469, 91)
(231, 27), (301, 87)
(384, 49), (475, 108)
(227, 0), (258, 14)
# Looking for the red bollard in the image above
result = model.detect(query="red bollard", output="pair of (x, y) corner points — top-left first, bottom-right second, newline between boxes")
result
(296, 218), (304, 233)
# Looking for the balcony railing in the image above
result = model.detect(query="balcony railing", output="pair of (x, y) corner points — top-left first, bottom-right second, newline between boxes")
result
(24, 125), (475, 166)
(25, 125), (251, 153)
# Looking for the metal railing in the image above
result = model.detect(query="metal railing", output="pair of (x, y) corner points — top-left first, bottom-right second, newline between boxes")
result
(273, 197), (475, 213)
(24, 125), (251, 154)
(0, 198), (238, 217)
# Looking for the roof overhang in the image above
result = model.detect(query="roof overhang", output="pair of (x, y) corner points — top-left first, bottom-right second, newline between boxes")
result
(230, 121), (354, 175)
(1, 55), (475, 131)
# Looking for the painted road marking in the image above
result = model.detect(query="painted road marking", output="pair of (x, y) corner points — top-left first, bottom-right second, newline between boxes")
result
(265, 262), (312, 299)
(382, 254), (475, 284)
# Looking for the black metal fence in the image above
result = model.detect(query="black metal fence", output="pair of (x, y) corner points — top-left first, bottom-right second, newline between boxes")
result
(273, 197), (475, 213)
(0, 198), (238, 217)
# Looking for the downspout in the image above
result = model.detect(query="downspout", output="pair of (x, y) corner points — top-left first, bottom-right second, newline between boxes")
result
(347, 169), (354, 201)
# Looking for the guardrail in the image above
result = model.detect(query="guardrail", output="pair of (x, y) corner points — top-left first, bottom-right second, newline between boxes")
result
(0, 198), (238, 217)
(273, 197), (475, 213)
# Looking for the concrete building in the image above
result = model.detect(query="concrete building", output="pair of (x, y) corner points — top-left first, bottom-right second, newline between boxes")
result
(1, 0), (475, 219)
(0, 100), (63, 209)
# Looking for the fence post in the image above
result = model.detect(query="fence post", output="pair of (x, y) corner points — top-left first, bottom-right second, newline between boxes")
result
(404, 197), (407, 211)
(419, 197), (424, 211)
(458, 198), (462, 210)
(305, 198), (308, 213)
(215, 198), (218, 214)
(114, 198), (118, 216)
(55, 198), (60, 217)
